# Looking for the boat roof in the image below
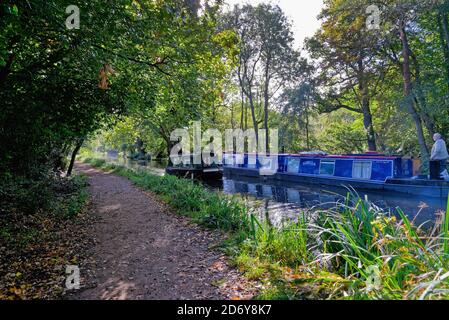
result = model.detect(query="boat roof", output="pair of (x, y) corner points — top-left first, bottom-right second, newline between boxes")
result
(223, 152), (401, 160)
(288, 154), (400, 160)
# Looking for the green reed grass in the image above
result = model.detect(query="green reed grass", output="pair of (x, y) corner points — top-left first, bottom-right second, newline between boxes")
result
(444, 193), (449, 255)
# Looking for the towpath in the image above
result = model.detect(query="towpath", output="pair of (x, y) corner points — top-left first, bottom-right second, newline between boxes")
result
(69, 162), (256, 300)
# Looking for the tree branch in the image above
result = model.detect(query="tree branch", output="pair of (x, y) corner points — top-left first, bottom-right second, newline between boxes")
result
(93, 45), (172, 76)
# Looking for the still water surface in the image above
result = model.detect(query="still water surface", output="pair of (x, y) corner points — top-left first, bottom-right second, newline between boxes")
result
(219, 176), (447, 227)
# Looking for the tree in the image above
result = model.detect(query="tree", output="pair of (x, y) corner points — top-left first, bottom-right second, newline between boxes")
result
(306, 0), (387, 151)
(376, 0), (444, 161)
(221, 4), (301, 151)
(280, 79), (316, 152)
(0, 0), (236, 179)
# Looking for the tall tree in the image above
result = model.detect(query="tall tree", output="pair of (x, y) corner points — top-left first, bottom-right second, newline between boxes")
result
(281, 83), (316, 151)
(221, 4), (300, 151)
(306, 0), (386, 151)
(377, 0), (443, 160)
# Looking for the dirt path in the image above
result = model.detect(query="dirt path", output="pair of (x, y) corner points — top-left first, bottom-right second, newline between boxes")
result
(69, 162), (256, 300)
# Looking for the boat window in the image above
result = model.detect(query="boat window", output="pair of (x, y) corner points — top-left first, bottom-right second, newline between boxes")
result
(235, 154), (244, 166)
(320, 160), (335, 175)
(259, 156), (273, 170)
(353, 161), (372, 179)
(224, 154), (234, 166)
(287, 158), (301, 173)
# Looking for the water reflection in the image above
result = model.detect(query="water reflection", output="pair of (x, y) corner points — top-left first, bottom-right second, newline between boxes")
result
(222, 176), (448, 228)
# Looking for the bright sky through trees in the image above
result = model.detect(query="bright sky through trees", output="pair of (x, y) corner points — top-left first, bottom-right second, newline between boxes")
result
(223, 0), (324, 48)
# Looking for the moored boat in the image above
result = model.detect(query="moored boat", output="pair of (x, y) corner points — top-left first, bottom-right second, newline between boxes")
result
(166, 154), (223, 180)
(223, 152), (449, 198)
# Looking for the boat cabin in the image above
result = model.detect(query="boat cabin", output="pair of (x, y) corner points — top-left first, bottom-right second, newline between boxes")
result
(223, 153), (414, 182)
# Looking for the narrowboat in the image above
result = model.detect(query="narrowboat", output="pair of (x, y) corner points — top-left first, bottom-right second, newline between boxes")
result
(166, 154), (223, 180)
(223, 153), (449, 198)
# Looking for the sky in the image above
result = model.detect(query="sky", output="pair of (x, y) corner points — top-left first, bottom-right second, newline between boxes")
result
(223, 0), (324, 49)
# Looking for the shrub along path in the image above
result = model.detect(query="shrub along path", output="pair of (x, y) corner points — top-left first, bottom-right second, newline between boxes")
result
(69, 162), (257, 300)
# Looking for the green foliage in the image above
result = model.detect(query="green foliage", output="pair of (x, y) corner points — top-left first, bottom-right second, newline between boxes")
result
(0, 0), (236, 179)
(91, 1), (449, 159)
(0, 0), (128, 178)
(3, 0), (449, 300)
(220, 3), (303, 149)
(316, 111), (367, 154)
(52, 174), (89, 219)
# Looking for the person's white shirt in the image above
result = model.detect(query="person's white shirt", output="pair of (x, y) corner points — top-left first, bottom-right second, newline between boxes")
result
(431, 138), (449, 161)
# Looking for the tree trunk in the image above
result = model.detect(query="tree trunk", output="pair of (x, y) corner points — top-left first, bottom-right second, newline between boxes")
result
(165, 136), (175, 166)
(304, 93), (311, 151)
(357, 58), (377, 152)
(67, 138), (84, 177)
(245, 97), (248, 130)
(411, 52), (436, 138)
(240, 88), (245, 129)
(438, 7), (449, 129)
(305, 111), (310, 151)
(399, 19), (429, 160)
(361, 95), (377, 152)
(438, 11), (449, 91)
(248, 90), (259, 145)
(263, 58), (271, 153)
(414, 96), (435, 138)
(442, 9), (449, 55)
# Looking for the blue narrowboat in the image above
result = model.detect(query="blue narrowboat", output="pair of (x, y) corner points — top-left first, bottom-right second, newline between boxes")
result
(223, 153), (449, 198)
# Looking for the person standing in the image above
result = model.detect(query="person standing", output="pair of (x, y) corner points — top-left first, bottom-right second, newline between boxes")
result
(430, 133), (449, 174)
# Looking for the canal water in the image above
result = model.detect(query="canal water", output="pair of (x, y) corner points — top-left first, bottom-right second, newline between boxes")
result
(219, 176), (447, 228)
(99, 152), (448, 228)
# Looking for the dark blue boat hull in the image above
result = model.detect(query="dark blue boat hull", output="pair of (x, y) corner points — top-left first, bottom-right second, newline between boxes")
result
(223, 167), (449, 198)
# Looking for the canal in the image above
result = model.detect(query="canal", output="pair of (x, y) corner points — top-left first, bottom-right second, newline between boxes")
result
(98, 152), (448, 228)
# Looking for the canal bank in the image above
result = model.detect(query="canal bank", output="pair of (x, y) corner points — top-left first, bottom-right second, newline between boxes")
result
(78, 153), (449, 300)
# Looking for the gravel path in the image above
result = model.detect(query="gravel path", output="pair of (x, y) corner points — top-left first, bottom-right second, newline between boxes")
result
(70, 162), (257, 300)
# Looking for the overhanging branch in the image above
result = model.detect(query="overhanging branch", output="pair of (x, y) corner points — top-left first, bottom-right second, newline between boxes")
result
(93, 45), (172, 76)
